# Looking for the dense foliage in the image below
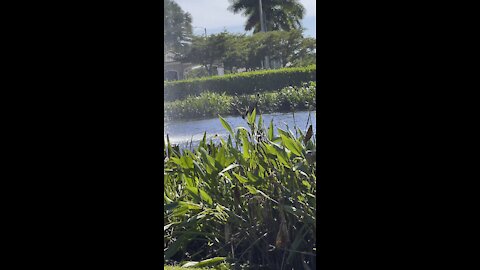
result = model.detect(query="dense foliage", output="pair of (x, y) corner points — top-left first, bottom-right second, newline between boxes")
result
(164, 0), (193, 56)
(165, 82), (316, 120)
(164, 65), (316, 101)
(228, 0), (305, 33)
(181, 30), (316, 77)
(183, 33), (230, 76)
(164, 111), (316, 269)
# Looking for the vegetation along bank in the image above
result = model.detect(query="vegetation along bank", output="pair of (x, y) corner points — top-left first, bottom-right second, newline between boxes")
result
(165, 82), (316, 120)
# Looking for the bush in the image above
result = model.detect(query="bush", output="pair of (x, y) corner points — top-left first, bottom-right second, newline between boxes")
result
(164, 82), (316, 120)
(164, 65), (316, 101)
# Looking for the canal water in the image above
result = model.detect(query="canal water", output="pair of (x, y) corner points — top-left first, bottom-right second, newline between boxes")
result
(164, 110), (316, 148)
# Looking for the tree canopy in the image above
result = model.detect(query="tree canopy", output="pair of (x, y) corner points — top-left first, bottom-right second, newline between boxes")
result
(183, 33), (230, 75)
(183, 30), (316, 78)
(228, 0), (305, 33)
(164, 0), (193, 56)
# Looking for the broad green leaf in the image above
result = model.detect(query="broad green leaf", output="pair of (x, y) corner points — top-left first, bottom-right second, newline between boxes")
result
(193, 161), (206, 178)
(272, 137), (282, 144)
(277, 128), (292, 139)
(249, 108), (257, 126)
(271, 143), (290, 167)
(182, 261), (199, 268)
(219, 163), (239, 176)
(240, 129), (250, 159)
(263, 143), (277, 156)
(245, 185), (258, 194)
(179, 201), (202, 210)
(233, 172), (248, 183)
(185, 187), (213, 207)
(219, 136), (226, 147)
(219, 115), (234, 139)
(236, 126), (249, 133)
(302, 180), (311, 189)
(199, 189), (213, 205)
(280, 134), (303, 157)
(268, 119), (274, 141)
(215, 146), (226, 166)
(184, 175), (194, 188)
(164, 193), (173, 203)
(199, 148), (215, 169)
(199, 131), (207, 149)
(246, 171), (261, 184)
(183, 155), (194, 169)
(185, 186), (202, 203)
(170, 157), (182, 166)
(172, 204), (189, 217)
(195, 257), (226, 268)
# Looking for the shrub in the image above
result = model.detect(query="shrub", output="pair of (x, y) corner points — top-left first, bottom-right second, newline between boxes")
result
(164, 82), (316, 120)
(164, 65), (316, 101)
(164, 113), (316, 269)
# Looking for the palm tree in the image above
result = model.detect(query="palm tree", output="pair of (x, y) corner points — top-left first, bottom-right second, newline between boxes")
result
(228, 0), (305, 33)
(164, 0), (193, 56)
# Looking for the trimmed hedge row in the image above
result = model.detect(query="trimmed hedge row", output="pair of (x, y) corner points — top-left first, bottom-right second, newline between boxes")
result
(164, 65), (316, 101)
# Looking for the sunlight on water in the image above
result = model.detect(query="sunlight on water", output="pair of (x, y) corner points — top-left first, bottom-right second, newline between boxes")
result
(164, 111), (316, 148)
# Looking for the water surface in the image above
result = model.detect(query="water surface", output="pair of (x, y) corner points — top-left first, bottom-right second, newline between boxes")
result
(164, 111), (316, 148)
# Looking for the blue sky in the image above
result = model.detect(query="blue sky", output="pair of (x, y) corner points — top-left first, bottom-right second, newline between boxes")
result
(174, 0), (316, 38)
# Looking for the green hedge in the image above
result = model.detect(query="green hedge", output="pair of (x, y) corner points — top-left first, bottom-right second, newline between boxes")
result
(164, 65), (316, 101)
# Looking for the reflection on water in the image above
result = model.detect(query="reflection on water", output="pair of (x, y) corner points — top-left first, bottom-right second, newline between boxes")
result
(164, 111), (316, 148)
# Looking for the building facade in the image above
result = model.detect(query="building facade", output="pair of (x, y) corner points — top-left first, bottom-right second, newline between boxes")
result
(164, 51), (192, 81)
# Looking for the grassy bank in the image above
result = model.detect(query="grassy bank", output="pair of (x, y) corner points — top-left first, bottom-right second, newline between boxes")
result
(164, 112), (316, 269)
(165, 82), (316, 120)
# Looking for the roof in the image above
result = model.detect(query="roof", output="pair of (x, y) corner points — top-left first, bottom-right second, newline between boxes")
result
(164, 51), (178, 63)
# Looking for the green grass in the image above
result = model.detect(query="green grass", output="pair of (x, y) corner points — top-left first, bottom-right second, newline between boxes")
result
(165, 82), (316, 120)
(164, 111), (316, 269)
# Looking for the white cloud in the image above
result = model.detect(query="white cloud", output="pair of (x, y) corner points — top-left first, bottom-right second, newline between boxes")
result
(175, 0), (246, 29)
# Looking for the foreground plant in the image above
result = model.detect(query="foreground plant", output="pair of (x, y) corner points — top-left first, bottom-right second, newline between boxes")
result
(164, 109), (316, 270)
